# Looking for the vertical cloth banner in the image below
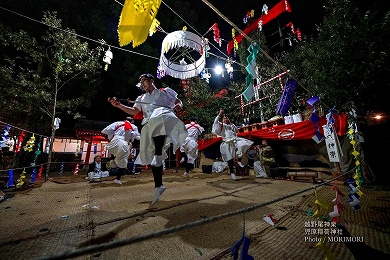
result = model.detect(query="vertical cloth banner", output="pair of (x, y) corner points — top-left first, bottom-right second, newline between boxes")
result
(242, 42), (260, 101)
(323, 125), (343, 162)
(275, 78), (298, 116)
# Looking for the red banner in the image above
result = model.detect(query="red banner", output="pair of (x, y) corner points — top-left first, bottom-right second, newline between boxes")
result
(198, 114), (347, 151)
(227, 0), (291, 55)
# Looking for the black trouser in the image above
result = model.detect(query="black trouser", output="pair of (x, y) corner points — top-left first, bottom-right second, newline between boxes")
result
(152, 135), (165, 188)
(116, 167), (125, 180)
(227, 159), (234, 173)
(185, 162), (194, 173)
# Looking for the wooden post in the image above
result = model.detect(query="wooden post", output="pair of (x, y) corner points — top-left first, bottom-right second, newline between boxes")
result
(83, 137), (93, 173)
(176, 149), (181, 168)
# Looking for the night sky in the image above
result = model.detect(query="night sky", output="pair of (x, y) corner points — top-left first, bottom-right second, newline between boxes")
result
(0, 0), (331, 123)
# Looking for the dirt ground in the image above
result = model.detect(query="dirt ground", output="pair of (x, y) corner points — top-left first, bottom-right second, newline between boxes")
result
(1, 168), (390, 260)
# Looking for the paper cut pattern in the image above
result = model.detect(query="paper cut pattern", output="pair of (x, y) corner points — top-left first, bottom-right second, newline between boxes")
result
(118, 0), (162, 47)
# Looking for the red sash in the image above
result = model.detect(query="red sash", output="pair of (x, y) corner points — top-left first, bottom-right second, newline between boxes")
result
(114, 121), (133, 131)
(186, 123), (200, 131)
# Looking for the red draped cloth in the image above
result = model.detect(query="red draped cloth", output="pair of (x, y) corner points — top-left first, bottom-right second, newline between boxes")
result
(198, 114), (348, 151)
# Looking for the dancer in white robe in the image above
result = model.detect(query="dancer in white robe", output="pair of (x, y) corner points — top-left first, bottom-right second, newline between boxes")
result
(108, 73), (187, 205)
(101, 117), (140, 185)
(180, 117), (204, 177)
(212, 109), (253, 180)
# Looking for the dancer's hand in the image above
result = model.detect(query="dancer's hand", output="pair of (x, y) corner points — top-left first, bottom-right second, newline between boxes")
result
(219, 108), (224, 116)
(108, 97), (121, 107)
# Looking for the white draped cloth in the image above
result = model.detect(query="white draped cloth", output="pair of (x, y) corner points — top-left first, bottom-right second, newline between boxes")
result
(212, 115), (253, 162)
(134, 87), (187, 165)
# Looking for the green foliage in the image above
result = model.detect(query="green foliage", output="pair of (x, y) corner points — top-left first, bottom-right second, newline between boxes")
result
(181, 78), (242, 133)
(0, 12), (103, 132)
(277, 0), (390, 116)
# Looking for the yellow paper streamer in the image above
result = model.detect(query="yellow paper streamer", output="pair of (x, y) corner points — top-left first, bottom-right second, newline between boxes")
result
(312, 209), (320, 219)
(231, 28), (238, 51)
(16, 168), (26, 188)
(23, 134), (36, 152)
(316, 239), (337, 260)
(315, 199), (329, 210)
(118, 0), (162, 47)
(149, 18), (160, 36)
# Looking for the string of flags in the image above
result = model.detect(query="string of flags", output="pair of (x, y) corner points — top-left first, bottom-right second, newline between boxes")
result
(307, 175), (363, 257)
(1, 121), (84, 188)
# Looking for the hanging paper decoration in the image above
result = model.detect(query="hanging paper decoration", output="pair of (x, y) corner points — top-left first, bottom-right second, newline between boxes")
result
(228, 215), (254, 260)
(231, 29), (238, 55)
(311, 189), (328, 219)
(263, 214), (277, 226)
(158, 30), (206, 79)
(347, 123), (365, 186)
(242, 42), (260, 101)
(328, 204), (344, 224)
(33, 136), (42, 164)
(328, 181), (348, 226)
(225, 58), (234, 79)
(306, 95), (319, 106)
(16, 168), (26, 188)
(7, 169), (14, 188)
(181, 79), (190, 98)
(275, 78), (298, 116)
(103, 47), (113, 71)
(149, 18), (160, 36)
(316, 239), (337, 260)
(262, 4), (269, 15)
(37, 165), (43, 181)
(156, 62), (166, 79)
(15, 130), (25, 153)
(286, 22), (302, 41)
(30, 167), (37, 183)
(203, 38), (210, 58)
(59, 162), (64, 175)
(54, 117), (61, 129)
(200, 68), (211, 83)
(227, 0), (292, 55)
(23, 133), (36, 152)
(209, 23), (221, 46)
(306, 96), (323, 143)
(74, 163), (80, 175)
(258, 20), (263, 32)
(0, 124), (11, 148)
(229, 236), (253, 260)
(45, 137), (51, 153)
(75, 141), (80, 156)
(118, 0), (162, 47)
(331, 182), (345, 204)
(240, 95), (245, 115)
(346, 178), (363, 210)
(243, 10), (254, 24)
